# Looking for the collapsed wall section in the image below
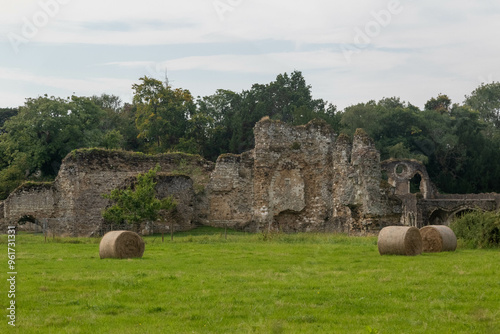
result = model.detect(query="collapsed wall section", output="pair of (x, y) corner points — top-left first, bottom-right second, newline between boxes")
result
(207, 152), (254, 230)
(206, 119), (403, 234)
(207, 118), (338, 232)
(1, 149), (214, 237)
(332, 130), (402, 233)
(252, 118), (336, 232)
(0, 183), (56, 232)
(56, 150), (214, 236)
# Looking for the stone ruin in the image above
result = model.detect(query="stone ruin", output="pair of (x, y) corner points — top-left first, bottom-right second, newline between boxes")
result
(1, 118), (499, 236)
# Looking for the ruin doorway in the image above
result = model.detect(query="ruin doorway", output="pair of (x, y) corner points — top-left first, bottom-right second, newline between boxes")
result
(428, 209), (449, 225)
(17, 215), (44, 233)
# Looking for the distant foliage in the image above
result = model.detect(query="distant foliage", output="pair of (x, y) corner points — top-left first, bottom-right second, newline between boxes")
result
(465, 81), (500, 127)
(340, 95), (500, 194)
(450, 211), (500, 248)
(1, 73), (500, 200)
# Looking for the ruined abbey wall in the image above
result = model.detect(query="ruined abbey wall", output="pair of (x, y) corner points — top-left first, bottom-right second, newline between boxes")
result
(3, 118), (496, 236)
(208, 119), (401, 233)
(1, 150), (214, 236)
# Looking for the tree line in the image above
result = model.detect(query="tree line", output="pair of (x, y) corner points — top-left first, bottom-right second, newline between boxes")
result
(1, 71), (499, 199)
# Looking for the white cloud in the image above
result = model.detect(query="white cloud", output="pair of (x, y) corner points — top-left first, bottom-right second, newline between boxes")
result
(0, 67), (130, 92)
(0, 67), (134, 107)
(105, 48), (412, 76)
(1, 0), (499, 109)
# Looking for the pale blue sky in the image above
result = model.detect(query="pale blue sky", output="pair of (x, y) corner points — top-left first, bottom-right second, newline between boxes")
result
(1, 0), (499, 110)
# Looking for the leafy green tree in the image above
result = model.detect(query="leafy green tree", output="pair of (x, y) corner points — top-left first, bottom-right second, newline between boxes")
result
(0, 95), (108, 198)
(0, 108), (18, 134)
(193, 89), (241, 160)
(424, 94), (452, 114)
(388, 142), (428, 164)
(119, 103), (142, 151)
(102, 165), (177, 231)
(338, 96), (500, 193)
(451, 210), (500, 248)
(0, 155), (28, 199)
(91, 94), (140, 150)
(0, 95), (105, 174)
(91, 93), (122, 113)
(340, 98), (422, 161)
(228, 71), (336, 154)
(101, 129), (125, 149)
(465, 82), (500, 127)
(133, 77), (194, 153)
(340, 100), (383, 137)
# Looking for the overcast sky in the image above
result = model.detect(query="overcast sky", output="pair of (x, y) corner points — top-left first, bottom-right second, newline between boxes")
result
(1, 0), (499, 110)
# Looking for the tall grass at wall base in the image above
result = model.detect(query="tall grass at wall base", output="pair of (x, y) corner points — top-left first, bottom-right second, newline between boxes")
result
(450, 210), (500, 248)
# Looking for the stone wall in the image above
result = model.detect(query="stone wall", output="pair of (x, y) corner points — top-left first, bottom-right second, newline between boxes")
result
(253, 118), (337, 232)
(3, 183), (55, 220)
(332, 130), (402, 233)
(0, 149), (214, 236)
(381, 159), (500, 227)
(207, 152), (254, 230)
(207, 119), (402, 234)
(3, 118), (495, 236)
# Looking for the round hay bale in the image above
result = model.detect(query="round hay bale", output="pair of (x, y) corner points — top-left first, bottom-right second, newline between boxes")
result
(420, 225), (457, 253)
(378, 226), (422, 256)
(99, 231), (145, 259)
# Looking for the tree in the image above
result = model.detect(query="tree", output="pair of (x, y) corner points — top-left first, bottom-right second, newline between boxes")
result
(424, 94), (452, 114)
(340, 100), (382, 137)
(465, 82), (500, 128)
(102, 165), (177, 231)
(194, 89), (241, 160)
(227, 71), (334, 154)
(91, 94), (140, 150)
(133, 77), (194, 153)
(0, 108), (18, 134)
(0, 95), (111, 199)
(0, 95), (105, 176)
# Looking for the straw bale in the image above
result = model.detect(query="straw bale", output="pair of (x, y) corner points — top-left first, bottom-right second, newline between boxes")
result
(420, 225), (457, 252)
(378, 226), (422, 256)
(99, 231), (145, 259)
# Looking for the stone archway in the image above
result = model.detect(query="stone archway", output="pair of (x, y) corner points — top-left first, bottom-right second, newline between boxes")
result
(448, 207), (482, 224)
(410, 173), (424, 194)
(428, 209), (450, 225)
(427, 206), (483, 226)
(17, 215), (45, 233)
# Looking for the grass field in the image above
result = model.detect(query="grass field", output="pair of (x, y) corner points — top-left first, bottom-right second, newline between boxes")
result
(2, 227), (499, 333)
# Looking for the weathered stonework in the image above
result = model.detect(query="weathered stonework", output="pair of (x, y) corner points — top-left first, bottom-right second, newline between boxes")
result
(207, 119), (401, 234)
(331, 130), (402, 233)
(381, 159), (500, 227)
(1, 150), (214, 236)
(1, 119), (498, 236)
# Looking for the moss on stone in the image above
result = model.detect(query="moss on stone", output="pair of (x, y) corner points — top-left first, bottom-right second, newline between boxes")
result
(217, 153), (242, 163)
(66, 148), (206, 165)
(17, 181), (54, 192)
(337, 133), (352, 144)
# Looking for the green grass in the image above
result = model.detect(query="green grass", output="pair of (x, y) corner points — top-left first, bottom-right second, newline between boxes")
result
(2, 228), (500, 333)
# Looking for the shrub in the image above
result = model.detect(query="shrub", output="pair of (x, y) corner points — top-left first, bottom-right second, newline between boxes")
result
(450, 210), (500, 248)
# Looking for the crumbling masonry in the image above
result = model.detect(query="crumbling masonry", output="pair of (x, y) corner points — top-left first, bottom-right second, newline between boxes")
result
(1, 118), (499, 236)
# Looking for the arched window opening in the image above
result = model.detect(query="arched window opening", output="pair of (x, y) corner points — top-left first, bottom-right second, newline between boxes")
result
(410, 173), (422, 194)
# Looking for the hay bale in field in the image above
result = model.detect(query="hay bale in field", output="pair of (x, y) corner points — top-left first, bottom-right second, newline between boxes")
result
(377, 226), (422, 256)
(420, 225), (457, 253)
(99, 231), (145, 259)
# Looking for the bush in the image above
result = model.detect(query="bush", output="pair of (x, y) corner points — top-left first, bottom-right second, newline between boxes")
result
(450, 210), (500, 248)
